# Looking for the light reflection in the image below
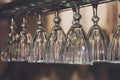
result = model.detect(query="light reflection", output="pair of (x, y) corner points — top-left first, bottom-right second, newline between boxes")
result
(0, 0), (12, 3)
(39, 77), (50, 80)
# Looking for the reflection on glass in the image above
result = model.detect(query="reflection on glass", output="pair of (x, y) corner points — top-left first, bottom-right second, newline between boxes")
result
(45, 10), (66, 63)
(30, 14), (47, 62)
(63, 6), (91, 64)
(88, 3), (108, 62)
(17, 17), (32, 61)
(1, 18), (19, 61)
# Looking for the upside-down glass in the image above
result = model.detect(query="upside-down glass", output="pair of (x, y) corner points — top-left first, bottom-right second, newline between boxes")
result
(45, 10), (66, 63)
(17, 17), (32, 61)
(108, 15), (120, 63)
(30, 14), (47, 62)
(63, 6), (91, 64)
(1, 18), (19, 61)
(88, 3), (108, 62)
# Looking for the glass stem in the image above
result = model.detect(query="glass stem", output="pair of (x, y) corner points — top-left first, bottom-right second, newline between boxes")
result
(22, 13), (28, 30)
(22, 17), (27, 30)
(92, 3), (98, 25)
(38, 14), (43, 28)
(11, 18), (14, 32)
(54, 10), (61, 25)
(92, 4), (98, 16)
(77, 6), (80, 23)
(55, 10), (59, 18)
(72, 6), (80, 23)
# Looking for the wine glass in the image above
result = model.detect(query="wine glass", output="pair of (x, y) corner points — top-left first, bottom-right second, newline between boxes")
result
(45, 9), (66, 63)
(30, 12), (48, 63)
(17, 17), (32, 61)
(108, 14), (120, 63)
(87, 3), (108, 62)
(1, 18), (19, 61)
(63, 5), (91, 64)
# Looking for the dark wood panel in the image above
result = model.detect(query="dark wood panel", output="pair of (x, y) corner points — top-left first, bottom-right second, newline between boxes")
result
(0, 62), (120, 80)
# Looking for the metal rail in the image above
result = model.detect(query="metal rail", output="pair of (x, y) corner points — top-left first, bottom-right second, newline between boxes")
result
(1, 0), (118, 18)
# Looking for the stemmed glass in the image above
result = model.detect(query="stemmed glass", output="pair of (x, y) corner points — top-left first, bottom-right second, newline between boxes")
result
(30, 11), (48, 63)
(45, 9), (66, 63)
(1, 18), (19, 61)
(17, 17), (32, 61)
(63, 4), (91, 64)
(108, 14), (120, 63)
(87, 3), (108, 62)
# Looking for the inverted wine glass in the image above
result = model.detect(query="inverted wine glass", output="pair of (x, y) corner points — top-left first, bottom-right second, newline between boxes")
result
(17, 17), (32, 61)
(1, 18), (19, 61)
(108, 14), (120, 63)
(87, 3), (108, 62)
(30, 13), (47, 63)
(45, 9), (66, 63)
(63, 5), (91, 64)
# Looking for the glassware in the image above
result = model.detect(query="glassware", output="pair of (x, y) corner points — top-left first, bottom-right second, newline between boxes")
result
(17, 17), (32, 61)
(45, 9), (66, 63)
(108, 15), (120, 63)
(63, 5), (91, 64)
(1, 18), (19, 61)
(87, 3), (108, 62)
(30, 13), (47, 63)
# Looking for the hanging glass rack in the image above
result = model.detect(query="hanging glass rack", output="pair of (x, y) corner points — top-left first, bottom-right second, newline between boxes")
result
(0, 0), (119, 64)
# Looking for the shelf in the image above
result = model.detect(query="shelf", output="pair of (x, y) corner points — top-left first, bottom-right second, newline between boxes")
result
(0, 61), (120, 66)
(0, 0), (118, 18)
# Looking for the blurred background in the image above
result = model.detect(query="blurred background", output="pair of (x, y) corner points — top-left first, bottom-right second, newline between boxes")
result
(0, 0), (120, 80)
